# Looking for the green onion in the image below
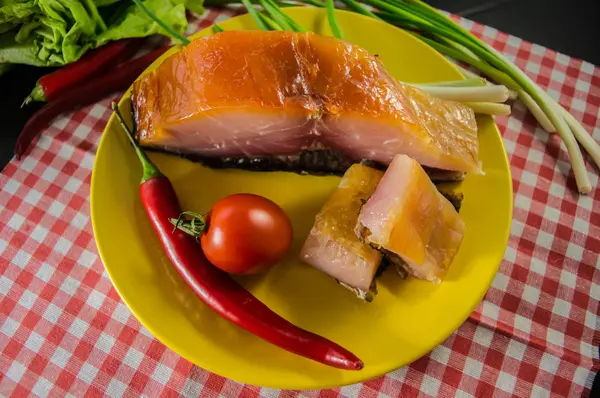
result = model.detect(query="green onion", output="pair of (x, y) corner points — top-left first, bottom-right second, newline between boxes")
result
(456, 65), (552, 129)
(133, 0), (190, 45)
(259, 0), (306, 32)
(339, 0), (381, 20)
(453, 64), (482, 80)
(275, 0), (325, 7)
(213, 24), (225, 33)
(516, 89), (556, 132)
(302, 0), (595, 192)
(360, 0), (431, 27)
(325, 0), (344, 39)
(273, 3), (308, 32)
(432, 36), (556, 132)
(420, 78), (487, 87)
(260, 12), (286, 30)
(387, 0), (593, 193)
(257, 0), (289, 30)
(414, 84), (510, 102)
(462, 102), (511, 116)
(241, 0), (270, 31)
(415, 32), (562, 134)
(561, 107), (600, 172)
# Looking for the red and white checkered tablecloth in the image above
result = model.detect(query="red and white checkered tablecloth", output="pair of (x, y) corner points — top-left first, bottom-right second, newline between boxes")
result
(1, 6), (599, 397)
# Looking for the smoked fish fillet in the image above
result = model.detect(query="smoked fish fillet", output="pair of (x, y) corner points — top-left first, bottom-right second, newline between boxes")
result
(132, 31), (480, 173)
(300, 164), (384, 299)
(356, 154), (466, 283)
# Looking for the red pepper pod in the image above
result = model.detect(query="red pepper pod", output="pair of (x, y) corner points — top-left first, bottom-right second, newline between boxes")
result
(25, 38), (146, 105)
(15, 47), (170, 160)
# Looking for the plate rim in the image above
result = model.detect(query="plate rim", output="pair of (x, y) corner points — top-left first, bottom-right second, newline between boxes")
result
(90, 7), (514, 389)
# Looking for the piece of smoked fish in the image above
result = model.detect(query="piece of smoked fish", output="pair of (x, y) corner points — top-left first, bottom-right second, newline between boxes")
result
(300, 164), (384, 299)
(356, 154), (466, 283)
(132, 31), (479, 173)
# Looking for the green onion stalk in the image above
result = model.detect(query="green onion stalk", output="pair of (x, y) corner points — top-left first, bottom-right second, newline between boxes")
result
(377, 0), (595, 193)
(242, 0), (271, 30)
(259, 0), (307, 31)
(260, 12), (286, 30)
(412, 84), (510, 102)
(463, 102), (511, 117)
(420, 77), (487, 88)
(325, 0), (344, 39)
(456, 64), (554, 131)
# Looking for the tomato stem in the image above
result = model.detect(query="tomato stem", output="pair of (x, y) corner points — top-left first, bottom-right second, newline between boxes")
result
(169, 211), (207, 238)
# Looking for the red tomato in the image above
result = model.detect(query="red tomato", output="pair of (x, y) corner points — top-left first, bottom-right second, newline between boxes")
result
(200, 194), (293, 274)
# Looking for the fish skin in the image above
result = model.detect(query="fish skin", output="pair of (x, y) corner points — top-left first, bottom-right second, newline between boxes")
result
(148, 147), (466, 184)
(300, 164), (384, 295)
(132, 31), (480, 173)
(356, 154), (466, 284)
(178, 150), (356, 176)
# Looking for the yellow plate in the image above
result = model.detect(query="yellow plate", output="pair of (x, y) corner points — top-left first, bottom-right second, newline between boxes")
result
(91, 7), (512, 390)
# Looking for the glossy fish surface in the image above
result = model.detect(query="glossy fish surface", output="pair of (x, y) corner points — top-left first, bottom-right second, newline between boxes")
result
(300, 164), (384, 299)
(132, 31), (480, 173)
(356, 154), (466, 283)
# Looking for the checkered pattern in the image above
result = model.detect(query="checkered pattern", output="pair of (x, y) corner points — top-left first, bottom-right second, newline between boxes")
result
(1, 6), (599, 397)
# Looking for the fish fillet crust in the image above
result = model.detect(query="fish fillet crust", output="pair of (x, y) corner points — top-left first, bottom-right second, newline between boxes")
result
(357, 154), (466, 283)
(132, 31), (479, 172)
(300, 164), (384, 295)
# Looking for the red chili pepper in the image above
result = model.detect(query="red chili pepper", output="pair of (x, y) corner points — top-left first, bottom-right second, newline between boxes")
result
(15, 47), (170, 160)
(111, 103), (364, 371)
(24, 39), (145, 105)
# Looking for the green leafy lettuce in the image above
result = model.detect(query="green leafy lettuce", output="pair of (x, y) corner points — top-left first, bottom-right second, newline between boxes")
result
(0, 0), (205, 68)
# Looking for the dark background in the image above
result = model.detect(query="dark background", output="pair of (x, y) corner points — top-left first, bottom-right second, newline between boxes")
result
(0, 0), (598, 171)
